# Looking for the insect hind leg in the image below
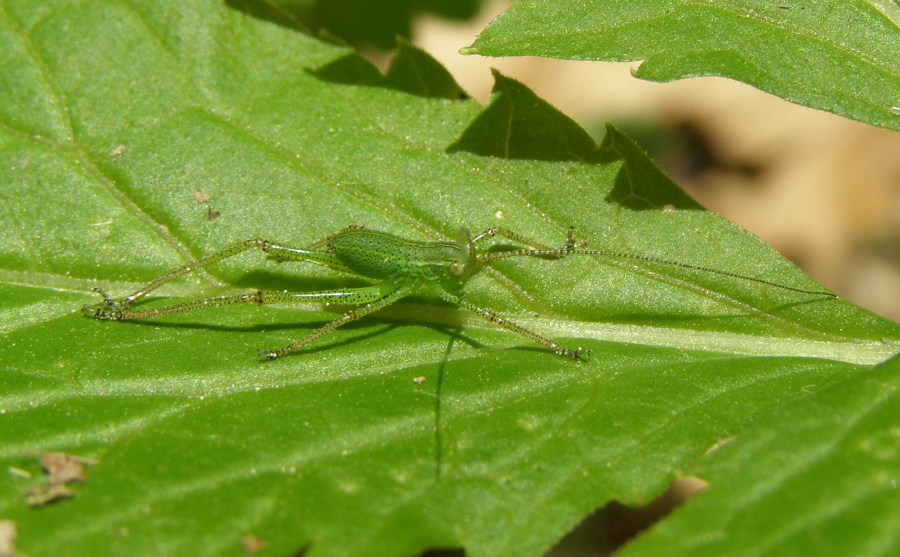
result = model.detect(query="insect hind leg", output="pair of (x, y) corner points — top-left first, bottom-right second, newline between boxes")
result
(83, 283), (398, 321)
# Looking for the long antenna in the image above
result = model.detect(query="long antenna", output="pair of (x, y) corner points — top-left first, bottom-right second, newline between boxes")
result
(478, 247), (837, 297)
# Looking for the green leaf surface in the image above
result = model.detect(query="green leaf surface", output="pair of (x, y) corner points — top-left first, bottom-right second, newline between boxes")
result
(620, 354), (900, 557)
(0, 2), (897, 557)
(463, 0), (900, 131)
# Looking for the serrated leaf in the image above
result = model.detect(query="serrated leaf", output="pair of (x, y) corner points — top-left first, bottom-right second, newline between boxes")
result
(0, 2), (898, 557)
(463, 0), (900, 131)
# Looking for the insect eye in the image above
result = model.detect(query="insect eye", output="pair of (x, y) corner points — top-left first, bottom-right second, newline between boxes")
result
(448, 261), (465, 277)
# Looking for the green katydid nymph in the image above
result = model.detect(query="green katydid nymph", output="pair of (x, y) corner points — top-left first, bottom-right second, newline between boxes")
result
(82, 226), (835, 360)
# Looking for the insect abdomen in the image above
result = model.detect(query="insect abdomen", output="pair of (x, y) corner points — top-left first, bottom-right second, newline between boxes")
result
(330, 229), (460, 280)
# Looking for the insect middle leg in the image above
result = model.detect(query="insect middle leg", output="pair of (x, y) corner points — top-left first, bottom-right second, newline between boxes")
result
(437, 290), (590, 360)
(259, 282), (416, 359)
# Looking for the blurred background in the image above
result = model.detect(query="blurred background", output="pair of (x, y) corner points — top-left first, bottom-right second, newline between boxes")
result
(420, 2), (900, 324)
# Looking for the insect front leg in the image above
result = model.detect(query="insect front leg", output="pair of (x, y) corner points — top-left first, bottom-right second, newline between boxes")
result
(472, 226), (579, 254)
(437, 290), (591, 360)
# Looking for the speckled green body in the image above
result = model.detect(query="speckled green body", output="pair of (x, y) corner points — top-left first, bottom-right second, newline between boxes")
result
(83, 224), (833, 360)
(329, 228), (468, 282)
(83, 225), (647, 360)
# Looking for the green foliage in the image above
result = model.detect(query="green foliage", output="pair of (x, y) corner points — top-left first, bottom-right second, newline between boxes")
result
(620, 355), (900, 557)
(464, 0), (900, 131)
(0, 1), (897, 556)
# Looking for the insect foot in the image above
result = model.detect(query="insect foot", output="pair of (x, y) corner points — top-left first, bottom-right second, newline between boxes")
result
(565, 347), (592, 360)
(563, 227), (578, 252)
(258, 349), (280, 360)
(562, 227), (590, 253)
(81, 305), (122, 320)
